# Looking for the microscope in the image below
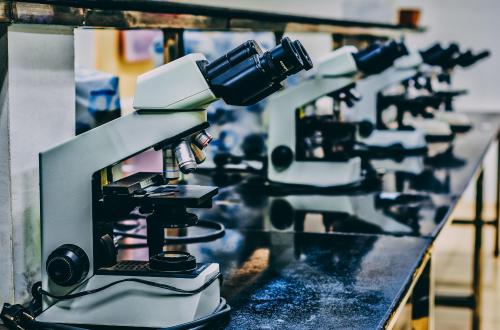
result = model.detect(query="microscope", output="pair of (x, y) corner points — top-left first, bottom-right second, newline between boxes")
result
(346, 47), (432, 152)
(409, 42), (490, 133)
(33, 38), (312, 328)
(267, 40), (408, 187)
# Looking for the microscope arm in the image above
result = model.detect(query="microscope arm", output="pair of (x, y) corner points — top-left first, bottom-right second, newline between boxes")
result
(39, 109), (208, 299)
(267, 76), (357, 186)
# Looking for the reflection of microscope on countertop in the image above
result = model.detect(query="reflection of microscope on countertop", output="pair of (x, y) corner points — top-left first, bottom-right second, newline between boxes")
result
(26, 38), (312, 329)
(267, 40), (408, 187)
(266, 193), (426, 235)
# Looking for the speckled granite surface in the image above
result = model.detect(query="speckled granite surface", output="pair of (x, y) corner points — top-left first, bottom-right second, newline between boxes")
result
(118, 230), (430, 329)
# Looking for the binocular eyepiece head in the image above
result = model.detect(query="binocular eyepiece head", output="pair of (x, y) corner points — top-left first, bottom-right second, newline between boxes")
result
(201, 37), (313, 106)
(420, 42), (460, 68)
(457, 49), (491, 67)
(353, 40), (409, 76)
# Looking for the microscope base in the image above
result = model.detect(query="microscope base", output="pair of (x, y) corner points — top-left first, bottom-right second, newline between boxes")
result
(408, 118), (454, 142)
(370, 156), (425, 175)
(359, 129), (427, 153)
(36, 263), (221, 328)
(268, 157), (363, 187)
(434, 112), (472, 133)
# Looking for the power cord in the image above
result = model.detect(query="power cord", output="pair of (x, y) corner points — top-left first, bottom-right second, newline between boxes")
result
(38, 272), (222, 300)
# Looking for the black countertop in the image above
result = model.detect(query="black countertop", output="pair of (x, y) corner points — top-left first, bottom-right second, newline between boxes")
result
(119, 230), (431, 329)
(115, 113), (500, 329)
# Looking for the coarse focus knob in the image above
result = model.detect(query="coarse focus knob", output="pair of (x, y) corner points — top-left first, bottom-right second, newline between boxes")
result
(271, 145), (294, 169)
(46, 244), (89, 287)
(358, 120), (374, 138)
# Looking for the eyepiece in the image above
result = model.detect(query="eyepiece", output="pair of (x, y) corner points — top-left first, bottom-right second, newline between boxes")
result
(266, 37), (305, 76)
(354, 40), (409, 75)
(292, 40), (313, 72)
(421, 42), (460, 67)
(457, 49), (490, 67)
(419, 43), (444, 63)
(204, 38), (313, 106)
(205, 40), (262, 79)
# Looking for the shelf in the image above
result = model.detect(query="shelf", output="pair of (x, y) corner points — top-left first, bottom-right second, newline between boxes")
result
(1, 0), (425, 37)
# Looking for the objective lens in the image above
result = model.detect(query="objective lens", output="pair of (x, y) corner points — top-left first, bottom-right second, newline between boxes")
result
(192, 130), (213, 150)
(190, 144), (206, 164)
(163, 147), (180, 180)
(175, 140), (197, 174)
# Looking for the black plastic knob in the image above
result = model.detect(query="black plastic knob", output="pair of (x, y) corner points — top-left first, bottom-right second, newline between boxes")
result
(270, 199), (294, 230)
(358, 120), (374, 138)
(149, 251), (197, 272)
(46, 244), (89, 287)
(271, 146), (294, 169)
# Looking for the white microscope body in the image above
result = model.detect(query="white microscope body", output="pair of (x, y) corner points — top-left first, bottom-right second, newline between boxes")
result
(349, 53), (432, 151)
(36, 38), (312, 328)
(37, 54), (220, 329)
(267, 40), (409, 187)
(267, 46), (363, 187)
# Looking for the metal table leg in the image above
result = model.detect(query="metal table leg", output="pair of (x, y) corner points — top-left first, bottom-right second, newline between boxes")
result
(435, 169), (484, 330)
(412, 258), (434, 330)
(495, 136), (500, 257)
(471, 170), (484, 330)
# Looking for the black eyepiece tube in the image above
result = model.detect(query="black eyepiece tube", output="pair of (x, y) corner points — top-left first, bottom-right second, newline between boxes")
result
(440, 43), (460, 63)
(419, 43), (444, 64)
(266, 37), (306, 77)
(204, 38), (313, 106)
(353, 40), (409, 75)
(291, 40), (313, 72)
(459, 49), (491, 67)
(205, 40), (262, 79)
(422, 43), (460, 67)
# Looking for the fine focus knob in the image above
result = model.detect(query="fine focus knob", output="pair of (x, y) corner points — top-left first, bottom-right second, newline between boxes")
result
(149, 251), (197, 272)
(271, 146), (294, 169)
(46, 244), (89, 287)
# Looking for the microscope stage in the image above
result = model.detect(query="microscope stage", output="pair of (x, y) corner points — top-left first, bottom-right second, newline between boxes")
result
(103, 172), (218, 208)
(139, 184), (218, 207)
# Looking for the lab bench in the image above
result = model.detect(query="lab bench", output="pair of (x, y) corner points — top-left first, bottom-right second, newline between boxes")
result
(0, 3), (495, 329)
(112, 113), (500, 329)
(0, 0), (422, 310)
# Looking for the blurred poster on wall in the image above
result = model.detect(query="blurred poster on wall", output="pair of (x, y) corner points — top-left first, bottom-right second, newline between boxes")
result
(121, 30), (163, 62)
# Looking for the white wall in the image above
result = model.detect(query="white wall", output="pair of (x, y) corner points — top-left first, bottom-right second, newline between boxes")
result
(398, 0), (500, 111)
(0, 26), (75, 305)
